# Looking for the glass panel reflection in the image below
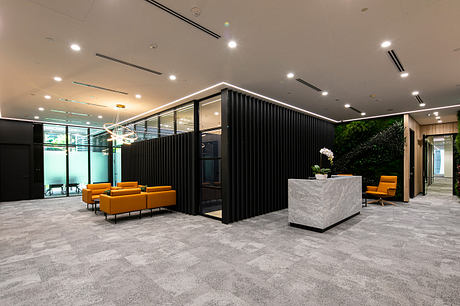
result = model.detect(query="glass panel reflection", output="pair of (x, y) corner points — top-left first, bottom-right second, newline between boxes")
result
(44, 145), (66, 197)
(44, 124), (66, 145)
(199, 97), (221, 130)
(160, 111), (174, 136)
(91, 146), (109, 183)
(146, 116), (159, 139)
(68, 146), (88, 195)
(201, 129), (221, 158)
(176, 103), (194, 133)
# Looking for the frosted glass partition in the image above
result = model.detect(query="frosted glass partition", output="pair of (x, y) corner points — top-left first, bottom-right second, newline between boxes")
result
(68, 146), (88, 194)
(113, 147), (122, 185)
(44, 146), (66, 197)
(91, 147), (109, 183)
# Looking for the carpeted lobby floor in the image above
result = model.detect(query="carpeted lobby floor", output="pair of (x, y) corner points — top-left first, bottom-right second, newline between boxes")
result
(1, 193), (459, 305)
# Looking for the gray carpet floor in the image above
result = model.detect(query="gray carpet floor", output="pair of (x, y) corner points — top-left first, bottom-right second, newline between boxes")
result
(1, 192), (459, 305)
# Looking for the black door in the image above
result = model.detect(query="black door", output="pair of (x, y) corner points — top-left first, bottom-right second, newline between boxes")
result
(409, 129), (415, 198)
(0, 144), (31, 201)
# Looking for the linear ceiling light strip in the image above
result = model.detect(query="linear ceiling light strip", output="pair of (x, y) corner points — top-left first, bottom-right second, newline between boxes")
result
(58, 98), (108, 108)
(72, 81), (128, 95)
(144, 0), (221, 39)
(295, 78), (322, 92)
(95, 53), (162, 76)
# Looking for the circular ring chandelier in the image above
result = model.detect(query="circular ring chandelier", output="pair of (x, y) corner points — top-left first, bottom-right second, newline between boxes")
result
(103, 122), (138, 145)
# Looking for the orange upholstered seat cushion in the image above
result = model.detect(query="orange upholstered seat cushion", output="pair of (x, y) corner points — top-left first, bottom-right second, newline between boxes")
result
(117, 182), (139, 188)
(110, 188), (141, 196)
(146, 190), (176, 209)
(146, 186), (172, 192)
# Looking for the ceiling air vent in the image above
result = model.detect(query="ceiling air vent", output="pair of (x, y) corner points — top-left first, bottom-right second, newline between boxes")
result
(387, 50), (405, 72)
(95, 53), (162, 76)
(414, 95), (424, 104)
(295, 78), (322, 92)
(144, 0), (221, 39)
(58, 98), (108, 108)
(72, 81), (128, 95)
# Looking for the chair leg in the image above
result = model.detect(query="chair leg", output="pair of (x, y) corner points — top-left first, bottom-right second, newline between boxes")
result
(368, 199), (380, 204)
(114, 214), (117, 224)
(105, 213), (107, 220)
(151, 209), (153, 217)
(383, 200), (397, 206)
(139, 211), (142, 219)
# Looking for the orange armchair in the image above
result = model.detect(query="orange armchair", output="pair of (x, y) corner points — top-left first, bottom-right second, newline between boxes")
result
(82, 183), (112, 205)
(366, 176), (397, 206)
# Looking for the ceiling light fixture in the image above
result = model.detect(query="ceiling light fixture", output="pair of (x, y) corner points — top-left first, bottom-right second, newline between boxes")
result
(400, 72), (409, 78)
(438, 120), (443, 123)
(436, 116), (441, 120)
(286, 72), (294, 79)
(380, 41), (392, 48)
(70, 43), (81, 51)
(344, 104), (351, 108)
(361, 112), (366, 116)
(98, 115), (103, 119)
(214, 112), (219, 116)
(321, 91), (328, 96)
(34, 116), (39, 119)
(433, 112), (439, 116)
(86, 121), (90, 125)
(412, 91), (419, 96)
(419, 103), (426, 107)
(53, 76), (62, 82)
(228, 40), (237, 48)
(169, 75), (177, 81)
(38, 107), (44, 111)
(135, 94), (142, 99)
(44, 95), (51, 99)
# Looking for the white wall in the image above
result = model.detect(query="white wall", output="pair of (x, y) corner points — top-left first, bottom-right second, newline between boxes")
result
(444, 142), (453, 178)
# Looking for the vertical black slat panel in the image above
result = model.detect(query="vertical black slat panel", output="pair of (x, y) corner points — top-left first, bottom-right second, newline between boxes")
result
(225, 90), (335, 223)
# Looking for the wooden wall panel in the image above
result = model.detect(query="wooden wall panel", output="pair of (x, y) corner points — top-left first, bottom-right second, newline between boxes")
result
(421, 122), (457, 135)
(221, 90), (335, 224)
(121, 132), (196, 215)
(404, 115), (424, 201)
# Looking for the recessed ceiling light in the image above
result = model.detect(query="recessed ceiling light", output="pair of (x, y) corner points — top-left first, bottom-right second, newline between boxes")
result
(380, 41), (391, 48)
(412, 91), (419, 96)
(344, 104), (351, 108)
(419, 103), (426, 107)
(86, 121), (90, 125)
(286, 72), (294, 79)
(38, 107), (44, 111)
(98, 115), (103, 119)
(214, 112), (219, 116)
(400, 72), (409, 78)
(321, 91), (328, 96)
(135, 94), (142, 99)
(44, 95), (51, 99)
(361, 112), (366, 116)
(433, 112), (439, 116)
(435, 116), (441, 119)
(228, 40), (237, 48)
(70, 43), (81, 51)
(34, 116), (39, 119)
(438, 120), (443, 123)
(53, 76), (62, 82)
(169, 75), (177, 81)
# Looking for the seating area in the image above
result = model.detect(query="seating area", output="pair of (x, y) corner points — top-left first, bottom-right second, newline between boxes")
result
(82, 182), (176, 223)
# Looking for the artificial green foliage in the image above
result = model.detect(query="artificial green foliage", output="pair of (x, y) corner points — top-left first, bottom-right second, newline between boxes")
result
(103, 190), (111, 195)
(311, 165), (331, 175)
(334, 117), (405, 200)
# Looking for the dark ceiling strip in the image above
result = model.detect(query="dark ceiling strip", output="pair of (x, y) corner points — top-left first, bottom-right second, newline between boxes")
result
(295, 78), (322, 92)
(415, 95), (424, 104)
(95, 53), (162, 75)
(387, 50), (405, 72)
(144, 0), (221, 39)
(72, 81), (128, 95)
(349, 106), (362, 114)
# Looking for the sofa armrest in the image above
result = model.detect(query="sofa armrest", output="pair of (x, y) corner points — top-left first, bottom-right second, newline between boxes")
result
(366, 186), (378, 192)
(82, 189), (93, 203)
(99, 194), (111, 214)
(387, 188), (397, 196)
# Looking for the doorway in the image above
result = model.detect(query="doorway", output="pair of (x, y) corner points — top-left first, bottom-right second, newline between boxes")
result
(424, 135), (454, 195)
(0, 144), (31, 201)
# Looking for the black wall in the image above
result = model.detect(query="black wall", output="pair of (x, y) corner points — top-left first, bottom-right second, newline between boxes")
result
(221, 89), (335, 224)
(0, 119), (44, 201)
(121, 132), (197, 215)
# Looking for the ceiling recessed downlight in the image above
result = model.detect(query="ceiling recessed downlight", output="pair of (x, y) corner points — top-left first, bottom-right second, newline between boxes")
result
(344, 104), (351, 108)
(380, 41), (391, 48)
(433, 112), (439, 116)
(34, 116), (39, 119)
(435, 116), (441, 119)
(228, 40), (237, 48)
(321, 91), (328, 96)
(400, 72), (409, 78)
(38, 107), (44, 111)
(214, 112), (219, 116)
(98, 115), (103, 119)
(135, 94), (142, 99)
(70, 43), (81, 51)
(438, 120), (443, 123)
(86, 121), (90, 125)
(412, 91), (419, 96)
(44, 95), (51, 99)
(53, 76), (62, 82)
(286, 72), (294, 79)
(169, 75), (177, 81)
(419, 103), (426, 107)
(361, 112), (366, 116)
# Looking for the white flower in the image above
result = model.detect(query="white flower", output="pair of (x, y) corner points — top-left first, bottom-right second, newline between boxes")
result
(320, 147), (334, 164)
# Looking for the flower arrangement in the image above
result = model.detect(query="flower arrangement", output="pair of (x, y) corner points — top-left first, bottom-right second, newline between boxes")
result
(311, 147), (334, 176)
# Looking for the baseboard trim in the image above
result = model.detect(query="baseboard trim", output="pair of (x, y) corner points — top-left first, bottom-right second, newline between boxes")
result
(289, 212), (360, 233)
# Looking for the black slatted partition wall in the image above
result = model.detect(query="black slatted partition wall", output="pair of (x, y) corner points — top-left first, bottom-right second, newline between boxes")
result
(221, 89), (335, 224)
(121, 132), (196, 215)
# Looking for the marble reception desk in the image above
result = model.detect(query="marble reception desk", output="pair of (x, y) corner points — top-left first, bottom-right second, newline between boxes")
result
(288, 176), (362, 232)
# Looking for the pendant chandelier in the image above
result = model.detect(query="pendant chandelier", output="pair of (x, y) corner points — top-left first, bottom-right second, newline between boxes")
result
(103, 104), (138, 145)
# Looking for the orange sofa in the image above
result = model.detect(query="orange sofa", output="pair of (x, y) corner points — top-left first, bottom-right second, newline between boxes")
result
(145, 186), (176, 214)
(117, 181), (144, 188)
(99, 188), (146, 223)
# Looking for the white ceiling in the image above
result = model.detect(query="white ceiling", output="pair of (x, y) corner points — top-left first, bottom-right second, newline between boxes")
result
(1, 0), (460, 127)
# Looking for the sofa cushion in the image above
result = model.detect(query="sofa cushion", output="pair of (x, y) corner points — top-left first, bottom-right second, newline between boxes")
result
(146, 186), (171, 192)
(117, 182), (138, 188)
(110, 188), (141, 196)
(87, 183), (111, 190)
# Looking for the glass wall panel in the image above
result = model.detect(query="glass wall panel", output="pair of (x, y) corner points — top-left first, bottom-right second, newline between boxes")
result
(201, 129), (221, 158)
(135, 122), (146, 141)
(146, 116), (159, 139)
(68, 127), (89, 146)
(91, 146), (109, 183)
(68, 146), (88, 195)
(176, 103), (194, 133)
(44, 125), (66, 144)
(44, 145), (66, 197)
(113, 147), (122, 185)
(90, 129), (108, 146)
(159, 111), (174, 136)
(199, 97), (221, 130)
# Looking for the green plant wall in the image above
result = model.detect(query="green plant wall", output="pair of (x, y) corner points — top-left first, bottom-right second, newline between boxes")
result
(334, 116), (405, 200)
